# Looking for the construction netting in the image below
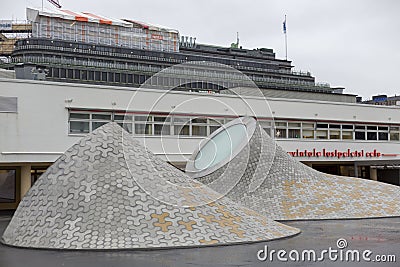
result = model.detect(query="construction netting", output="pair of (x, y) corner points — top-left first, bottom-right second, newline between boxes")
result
(27, 7), (179, 52)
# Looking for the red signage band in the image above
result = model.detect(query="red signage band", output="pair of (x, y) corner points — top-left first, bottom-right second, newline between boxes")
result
(288, 149), (383, 159)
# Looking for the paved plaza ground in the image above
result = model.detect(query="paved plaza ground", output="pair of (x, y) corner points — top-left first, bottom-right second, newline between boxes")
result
(0, 211), (398, 267)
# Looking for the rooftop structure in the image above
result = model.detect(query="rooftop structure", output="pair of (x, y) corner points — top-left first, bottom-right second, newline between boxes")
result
(0, 7), (356, 103)
(362, 94), (400, 106)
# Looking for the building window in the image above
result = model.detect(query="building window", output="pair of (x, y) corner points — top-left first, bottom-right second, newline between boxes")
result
(316, 130), (328, 139)
(31, 167), (47, 186)
(355, 131), (366, 140)
(288, 129), (300, 138)
(135, 123), (152, 135)
(191, 118), (208, 137)
(342, 130), (353, 140)
(208, 118), (225, 135)
(288, 122), (301, 139)
(92, 113), (112, 130)
(69, 112), (90, 134)
(259, 120), (273, 137)
(175, 124), (190, 136)
(367, 131), (377, 140)
(114, 114), (133, 133)
(134, 115), (153, 135)
(67, 111), (399, 143)
(275, 121), (287, 138)
(390, 126), (400, 141)
(0, 169), (16, 203)
(378, 132), (388, 140)
(329, 124), (340, 140)
(302, 122), (315, 139)
(173, 116), (191, 136)
(152, 116), (171, 135)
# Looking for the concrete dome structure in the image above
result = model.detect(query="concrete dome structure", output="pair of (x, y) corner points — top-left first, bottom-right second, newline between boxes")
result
(1, 122), (299, 250)
(186, 117), (400, 220)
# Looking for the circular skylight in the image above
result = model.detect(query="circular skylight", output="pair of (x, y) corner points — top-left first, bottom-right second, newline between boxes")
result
(186, 117), (257, 178)
(194, 124), (247, 170)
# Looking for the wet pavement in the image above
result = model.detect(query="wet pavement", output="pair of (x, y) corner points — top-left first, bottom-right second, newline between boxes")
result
(0, 213), (399, 267)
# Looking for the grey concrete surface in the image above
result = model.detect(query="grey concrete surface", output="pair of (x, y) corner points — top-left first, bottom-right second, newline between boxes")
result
(2, 123), (298, 249)
(188, 117), (400, 220)
(0, 214), (398, 267)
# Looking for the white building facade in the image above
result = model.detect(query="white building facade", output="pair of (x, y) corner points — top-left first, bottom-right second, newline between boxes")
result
(1, 78), (399, 209)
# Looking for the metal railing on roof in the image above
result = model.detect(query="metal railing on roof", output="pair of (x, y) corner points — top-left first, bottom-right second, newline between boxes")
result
(12, 55), (334, 92)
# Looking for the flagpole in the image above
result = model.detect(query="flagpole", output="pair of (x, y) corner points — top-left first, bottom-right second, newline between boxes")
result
(284, 15), (288, 60)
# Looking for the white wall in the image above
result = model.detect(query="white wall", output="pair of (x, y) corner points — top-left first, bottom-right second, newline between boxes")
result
(1, 78), (399, 164)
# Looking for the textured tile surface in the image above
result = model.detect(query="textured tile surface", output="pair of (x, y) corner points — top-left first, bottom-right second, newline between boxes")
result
(1, 123), (299, 249)
(192, 117), (400, 220)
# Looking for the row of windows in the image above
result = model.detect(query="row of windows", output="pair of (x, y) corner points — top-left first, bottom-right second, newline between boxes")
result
(15, 53), (316, 91)
(68, 111), (400, 142)
(69, 112), (229, 137)
(14, 39), (316, 87)
(16, 38), (287, 74)
(260, 121), (400, 141)
(47, 67), (229, 90)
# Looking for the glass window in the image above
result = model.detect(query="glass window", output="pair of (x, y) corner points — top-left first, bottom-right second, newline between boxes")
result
(390, 126), (400, 131)
(355, 131), (365, 140)
(274, 121), (287, 127)
(378, 132), (388, 141)
(154, 116), (171, 122)
(355, 125), (365, 130)
(367, 126), (377, 131)
(70, 121), (89, 133)
(316, 123), (328, 129)
(367, 132), (377, 140)
(288, 129), (300, 138)
(192, 125), (207, 136)
(92, 114), (112, 120)
(378, 126), (389, 131)
(114, 114), (133, 121)
(175, 125), (190, 136)
(114, 123), (131, 133)
(70, 113), (90, 120)
(194, 124), (247, 170)
(288, 122), (301, 128)
(330, 130), (340, 139)
(135, 115), (152, 122)
(342, 131), (353, 140)
(275, 129), (287, 138)
(92, 121), (108, 130)
(191, 118), (207, 124)
(302, 123), (315, 129)
(210, 126), (220, 134)
(135, 123), (152, 135)
(154, 124), (170, 135)
(208, 118), (225, 125)
(173, 117), (190, 124)
(329, 124), (340, 129)
(302, 129), (314, 139)
(342, 124), (353, 130)
(390, 132), (400, 141)
(316, 130), (328, 139)
(0, 169), (16, 203)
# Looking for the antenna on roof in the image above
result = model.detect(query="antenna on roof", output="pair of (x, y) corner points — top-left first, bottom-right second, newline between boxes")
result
(231, 32), (240, 49)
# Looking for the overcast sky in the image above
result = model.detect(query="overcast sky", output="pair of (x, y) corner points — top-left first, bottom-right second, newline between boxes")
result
(1, 0), (399, 99)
